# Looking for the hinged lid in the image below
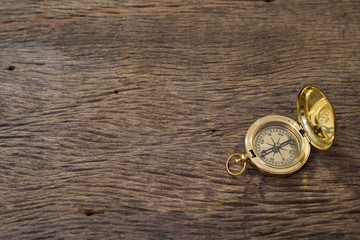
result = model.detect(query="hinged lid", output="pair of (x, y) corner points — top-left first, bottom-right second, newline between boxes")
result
(297, 86), (336, 150)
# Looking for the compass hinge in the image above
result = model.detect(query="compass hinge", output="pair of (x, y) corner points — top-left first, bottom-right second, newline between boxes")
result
(299, 127), (306, 136)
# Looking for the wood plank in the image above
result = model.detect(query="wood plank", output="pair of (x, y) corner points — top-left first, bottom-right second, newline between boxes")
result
(0, 0), (359, 239)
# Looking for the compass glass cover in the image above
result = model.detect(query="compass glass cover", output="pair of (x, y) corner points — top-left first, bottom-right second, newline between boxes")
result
(253, 125), (301, 168)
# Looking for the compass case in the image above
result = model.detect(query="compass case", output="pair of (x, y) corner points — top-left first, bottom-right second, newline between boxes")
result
(297, 86), (336, 150)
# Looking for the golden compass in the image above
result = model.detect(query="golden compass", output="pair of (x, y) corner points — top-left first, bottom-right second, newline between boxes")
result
(226, 86), (336, 176)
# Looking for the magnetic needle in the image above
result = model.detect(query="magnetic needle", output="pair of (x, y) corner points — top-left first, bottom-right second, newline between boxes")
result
(226, 86), (336, 176)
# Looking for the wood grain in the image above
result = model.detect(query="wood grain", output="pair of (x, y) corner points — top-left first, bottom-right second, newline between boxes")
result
(0, 0), (359, 239)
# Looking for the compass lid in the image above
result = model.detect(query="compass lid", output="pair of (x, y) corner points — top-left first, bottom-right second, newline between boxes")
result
(297, 86), (336, 150)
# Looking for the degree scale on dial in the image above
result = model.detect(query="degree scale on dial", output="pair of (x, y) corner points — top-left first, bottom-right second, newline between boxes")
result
(253, 126), (300, 167)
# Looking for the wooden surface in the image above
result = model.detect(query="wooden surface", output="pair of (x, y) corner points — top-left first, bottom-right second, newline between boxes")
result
(0, 0), (359, 239)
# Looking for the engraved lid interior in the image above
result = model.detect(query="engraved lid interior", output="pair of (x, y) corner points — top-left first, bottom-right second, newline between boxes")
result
(296, 86), (336, 150)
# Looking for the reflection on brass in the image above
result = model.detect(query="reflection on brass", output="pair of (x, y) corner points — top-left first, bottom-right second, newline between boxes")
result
(297, 86), (336, 150)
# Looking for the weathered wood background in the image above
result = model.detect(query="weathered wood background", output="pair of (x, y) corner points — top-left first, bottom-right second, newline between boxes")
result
(0, 0), (359, 239)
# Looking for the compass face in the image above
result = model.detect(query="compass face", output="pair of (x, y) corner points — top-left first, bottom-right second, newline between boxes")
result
(253, 126), (301, 167)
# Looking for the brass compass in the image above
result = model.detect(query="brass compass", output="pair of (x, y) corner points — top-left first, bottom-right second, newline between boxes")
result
(226, 86), (336, 176)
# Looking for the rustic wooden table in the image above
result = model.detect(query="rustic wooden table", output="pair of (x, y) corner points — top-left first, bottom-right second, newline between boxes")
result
(0, 0), (359, 239)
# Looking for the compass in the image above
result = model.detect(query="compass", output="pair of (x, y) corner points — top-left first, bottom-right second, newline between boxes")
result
(226, 86), (336, 176)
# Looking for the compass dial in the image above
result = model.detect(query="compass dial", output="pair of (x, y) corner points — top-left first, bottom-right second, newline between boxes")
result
(253, 126), (301, 167)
